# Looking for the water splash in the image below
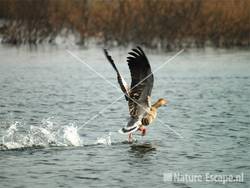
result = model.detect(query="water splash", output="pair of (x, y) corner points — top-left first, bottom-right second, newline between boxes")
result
(63, 125), (82, 146)
(96, 132), (112, 145)
(0, 118), (83, 150)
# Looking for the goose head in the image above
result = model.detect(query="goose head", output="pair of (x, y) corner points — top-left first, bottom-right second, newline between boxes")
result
(158, 98), (168, 106)
(153, 98), (168, 108)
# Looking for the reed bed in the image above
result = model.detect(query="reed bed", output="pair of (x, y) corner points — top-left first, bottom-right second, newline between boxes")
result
(0, 0), (249, 49)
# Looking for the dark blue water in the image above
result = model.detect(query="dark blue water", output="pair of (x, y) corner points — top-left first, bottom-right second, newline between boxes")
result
(0, 45), (249, 188)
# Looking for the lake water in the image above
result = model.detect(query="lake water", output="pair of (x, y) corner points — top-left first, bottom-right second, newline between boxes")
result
(0, 45), (249, 188)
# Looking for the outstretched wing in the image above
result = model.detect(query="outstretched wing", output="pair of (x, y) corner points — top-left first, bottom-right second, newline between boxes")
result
(127, 46), (154, 119)
(104, 49), (129, 100)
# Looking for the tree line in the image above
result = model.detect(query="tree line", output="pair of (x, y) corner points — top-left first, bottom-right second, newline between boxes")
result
(0, 0), (249, 49)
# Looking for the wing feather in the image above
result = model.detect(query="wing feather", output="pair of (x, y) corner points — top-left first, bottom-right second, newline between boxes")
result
(127, 46), (154, 120)
(104, 49), (129, 100)
(104, 47), (154, 130)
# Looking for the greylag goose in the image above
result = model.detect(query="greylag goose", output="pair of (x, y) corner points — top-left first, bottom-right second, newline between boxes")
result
(104, 46), (167, 142)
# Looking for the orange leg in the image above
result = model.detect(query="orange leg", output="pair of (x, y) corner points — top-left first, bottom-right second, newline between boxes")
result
(138, 126), (147, 136)
(128, 133), (133, 142)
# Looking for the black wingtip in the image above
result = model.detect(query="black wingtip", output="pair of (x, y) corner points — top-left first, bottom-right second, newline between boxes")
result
(103, 48), (112, 62)
(127, 46), (147, 63)
(103, 49), (108, 56)
(131, 48), (141, 55)
(136, 46), (146, 56)
(128, 52), (139, 58)
(103, 48), (120, 74)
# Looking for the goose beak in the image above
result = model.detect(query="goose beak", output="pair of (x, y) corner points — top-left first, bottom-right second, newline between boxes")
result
(164, 99), (169, 106)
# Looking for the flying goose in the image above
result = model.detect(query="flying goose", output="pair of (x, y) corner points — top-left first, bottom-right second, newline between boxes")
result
(104, 47), (167, 142)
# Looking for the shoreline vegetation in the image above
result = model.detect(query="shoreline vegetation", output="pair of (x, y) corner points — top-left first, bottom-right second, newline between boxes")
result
(0, 0), (250, 50)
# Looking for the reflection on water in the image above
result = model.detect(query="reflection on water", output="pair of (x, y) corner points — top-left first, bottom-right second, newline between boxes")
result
(129, 143), (157, 158)
(0, 45), (249, 188)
